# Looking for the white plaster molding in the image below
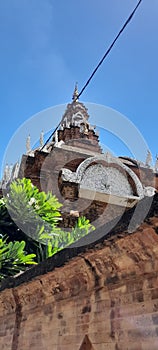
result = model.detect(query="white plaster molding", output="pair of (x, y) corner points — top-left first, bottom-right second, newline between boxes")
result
(61, 154), (146, 201)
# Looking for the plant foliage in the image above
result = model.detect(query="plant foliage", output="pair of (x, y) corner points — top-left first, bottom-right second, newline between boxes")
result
(43, 216), (95, 257)
(0, 178), (95, 279)
(0, 236), (36, 280)
(5, 178), (62, 243)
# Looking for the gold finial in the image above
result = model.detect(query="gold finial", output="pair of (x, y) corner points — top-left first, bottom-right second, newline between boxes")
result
(72, 82), (79, 102)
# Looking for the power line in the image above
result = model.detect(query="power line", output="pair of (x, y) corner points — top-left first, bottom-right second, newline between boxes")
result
(41, 0), (142, 151)
(77, 0), (142, 100)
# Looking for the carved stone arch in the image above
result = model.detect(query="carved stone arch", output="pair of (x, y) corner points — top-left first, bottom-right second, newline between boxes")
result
(79, 335), (95, 350)
(76, 154), (144, 198)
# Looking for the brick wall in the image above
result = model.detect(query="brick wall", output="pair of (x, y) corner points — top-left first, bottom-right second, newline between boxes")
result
(1, 218), (158, 349)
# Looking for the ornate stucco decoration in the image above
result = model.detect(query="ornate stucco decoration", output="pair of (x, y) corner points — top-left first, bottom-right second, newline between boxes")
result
(2, 162), (20, 189)
(61, 154), (155, 207)
(60, 100), (90, 129)
(60, 86), (96, 131)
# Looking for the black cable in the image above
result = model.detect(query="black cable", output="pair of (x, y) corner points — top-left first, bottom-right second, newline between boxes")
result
(41, 0), (142, 151)
(77, 0), (142, 100)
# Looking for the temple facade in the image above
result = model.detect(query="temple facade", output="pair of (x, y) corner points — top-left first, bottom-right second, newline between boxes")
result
(1, 86), (157, 226)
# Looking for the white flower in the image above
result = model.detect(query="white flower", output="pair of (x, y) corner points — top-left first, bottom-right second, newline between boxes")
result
(28, 197), (36, 206)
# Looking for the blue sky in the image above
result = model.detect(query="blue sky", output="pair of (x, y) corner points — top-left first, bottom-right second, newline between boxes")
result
(0, 0), (158, 176)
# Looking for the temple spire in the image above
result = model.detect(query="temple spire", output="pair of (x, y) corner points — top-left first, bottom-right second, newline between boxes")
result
(26, 134), (31, 154)
(145, 150), (152, 167)
(72, 82), (79, 102)
(40, 130), (44, 147)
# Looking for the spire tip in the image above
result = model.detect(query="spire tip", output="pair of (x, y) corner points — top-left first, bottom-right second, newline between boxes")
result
(72, 82), (79, 102)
